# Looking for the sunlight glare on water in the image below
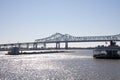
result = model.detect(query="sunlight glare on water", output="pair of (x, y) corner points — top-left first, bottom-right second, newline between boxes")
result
(0, 50), (120, 80)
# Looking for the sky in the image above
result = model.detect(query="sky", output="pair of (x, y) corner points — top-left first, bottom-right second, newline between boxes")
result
(0, 0), (120, 44)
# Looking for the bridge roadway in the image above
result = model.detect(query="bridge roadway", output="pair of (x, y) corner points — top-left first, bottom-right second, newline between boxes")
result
(0, 33), (120, 51)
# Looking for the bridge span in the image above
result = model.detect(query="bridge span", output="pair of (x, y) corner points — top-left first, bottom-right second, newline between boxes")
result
(0, 33), (120, 51)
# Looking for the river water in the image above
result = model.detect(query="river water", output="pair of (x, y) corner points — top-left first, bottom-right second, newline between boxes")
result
(0, 49), (120, 80)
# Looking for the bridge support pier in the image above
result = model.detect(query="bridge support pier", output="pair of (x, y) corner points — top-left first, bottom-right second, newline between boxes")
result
(33, 43), (38, 49)
(15, 44), (17, 47)
(65, 42), (68, 49)
(11, 44), (14, 48)
(18, 43), (21, 49)
(43, 43), (46, 49)
(26, 43), (29, 49)
(4, 45), (6, 49)
(56, 42), (60, 49)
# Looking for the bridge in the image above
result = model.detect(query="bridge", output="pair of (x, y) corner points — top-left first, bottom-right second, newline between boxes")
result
(0, 33), (120, 51)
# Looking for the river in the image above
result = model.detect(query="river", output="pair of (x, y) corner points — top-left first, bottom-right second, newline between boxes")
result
(0, 49), (120, 80)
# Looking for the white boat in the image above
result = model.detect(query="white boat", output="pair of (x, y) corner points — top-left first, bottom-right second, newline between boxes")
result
(93, 41), (120, 59)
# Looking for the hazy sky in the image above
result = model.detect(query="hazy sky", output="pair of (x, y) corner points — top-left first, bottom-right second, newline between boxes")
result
(0, 0), (120, 43)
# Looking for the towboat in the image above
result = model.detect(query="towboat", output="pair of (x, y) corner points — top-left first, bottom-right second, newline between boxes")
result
(8, 47), (20, 55)
(93, 41), (120, 59)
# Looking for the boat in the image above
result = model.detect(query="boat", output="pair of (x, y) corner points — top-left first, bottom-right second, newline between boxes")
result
(8, 47), (20, 55)
(93, 41), (120, 59)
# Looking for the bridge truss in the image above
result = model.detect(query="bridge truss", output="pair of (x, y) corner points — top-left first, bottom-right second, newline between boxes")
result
(0, 33), (120, 51)
(35, 33), (120, 42)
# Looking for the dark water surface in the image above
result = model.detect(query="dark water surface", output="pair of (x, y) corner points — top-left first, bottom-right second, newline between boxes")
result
(0, 50), (120, 80)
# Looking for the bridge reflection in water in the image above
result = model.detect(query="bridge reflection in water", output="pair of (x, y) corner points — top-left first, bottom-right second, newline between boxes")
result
(0, 33), (120, 51)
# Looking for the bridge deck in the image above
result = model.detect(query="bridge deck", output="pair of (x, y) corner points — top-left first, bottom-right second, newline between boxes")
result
(0, 33), (120, 51)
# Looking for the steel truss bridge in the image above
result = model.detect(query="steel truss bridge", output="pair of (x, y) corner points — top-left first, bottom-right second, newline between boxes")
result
(0, 33), (120, 51)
